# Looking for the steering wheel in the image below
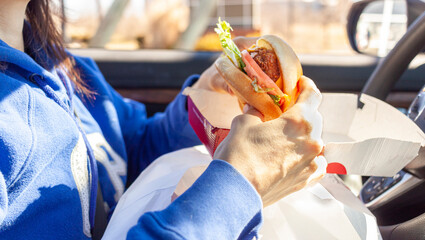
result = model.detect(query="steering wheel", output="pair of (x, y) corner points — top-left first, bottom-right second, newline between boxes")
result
(361, 11), (425, 100)
(359, 11), (425, 240)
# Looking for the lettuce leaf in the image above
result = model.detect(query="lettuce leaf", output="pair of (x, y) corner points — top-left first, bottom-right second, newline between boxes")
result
(214, 18), (246, 70)
(251, 78), (274, 93)
(267, 94), (282, 107)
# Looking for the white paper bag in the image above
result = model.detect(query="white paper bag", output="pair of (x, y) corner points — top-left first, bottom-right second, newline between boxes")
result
(259, 175), (381, 240)
(103, 146), (381, 240)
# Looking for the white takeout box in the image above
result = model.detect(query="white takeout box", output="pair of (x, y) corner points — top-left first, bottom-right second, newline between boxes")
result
(184, 87), (425, 176)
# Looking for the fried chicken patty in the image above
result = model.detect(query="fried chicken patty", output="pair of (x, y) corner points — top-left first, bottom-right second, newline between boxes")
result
(251, 48), (281, 82)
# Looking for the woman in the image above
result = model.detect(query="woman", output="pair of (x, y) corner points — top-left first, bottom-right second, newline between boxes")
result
(0, 0), (324, 239)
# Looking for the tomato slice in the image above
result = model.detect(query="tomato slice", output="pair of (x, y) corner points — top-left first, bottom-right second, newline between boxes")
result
(241, 50), (285, 98)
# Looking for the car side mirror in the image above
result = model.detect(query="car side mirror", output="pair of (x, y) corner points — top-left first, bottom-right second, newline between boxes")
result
(347, 0), (408, 57)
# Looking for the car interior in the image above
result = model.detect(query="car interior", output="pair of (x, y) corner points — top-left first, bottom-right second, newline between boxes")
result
(66, 0), (425, 239)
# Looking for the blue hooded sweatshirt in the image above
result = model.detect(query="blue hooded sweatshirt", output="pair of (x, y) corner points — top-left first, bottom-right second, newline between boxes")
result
(0, 26), (262, 239)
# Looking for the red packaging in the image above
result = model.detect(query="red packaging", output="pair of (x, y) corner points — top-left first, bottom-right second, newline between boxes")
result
(184, 87), (241, 156)
(187, 96), (230, 156)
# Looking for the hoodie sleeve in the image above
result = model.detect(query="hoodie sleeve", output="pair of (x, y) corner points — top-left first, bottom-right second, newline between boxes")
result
(127, 160), (263, 240)
(71, 56), (264, 239)
(72, 56), (201, 183)
(123, 75), (202, 179)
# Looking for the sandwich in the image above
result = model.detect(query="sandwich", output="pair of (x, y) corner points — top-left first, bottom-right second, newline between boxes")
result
(214, 19), (302, 121)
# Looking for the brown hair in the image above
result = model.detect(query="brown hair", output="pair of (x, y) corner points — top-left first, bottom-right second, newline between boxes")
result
(26, 0), (93, 97)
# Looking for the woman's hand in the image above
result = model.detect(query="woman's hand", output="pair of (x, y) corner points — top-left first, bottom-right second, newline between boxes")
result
(214, 76), (325, 207)
(192, 37), (258, 93)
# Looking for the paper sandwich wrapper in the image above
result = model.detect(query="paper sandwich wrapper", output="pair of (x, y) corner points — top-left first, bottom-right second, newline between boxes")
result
(184, 87), (425, 177)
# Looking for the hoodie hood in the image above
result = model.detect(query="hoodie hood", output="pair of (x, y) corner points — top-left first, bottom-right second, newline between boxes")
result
(0, 23), (71, 99)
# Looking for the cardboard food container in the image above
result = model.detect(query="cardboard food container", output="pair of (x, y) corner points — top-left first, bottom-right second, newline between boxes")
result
(184, 87), (425, 177)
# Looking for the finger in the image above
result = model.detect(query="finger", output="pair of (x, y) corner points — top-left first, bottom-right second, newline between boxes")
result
(211, 76), (234, 95)
(309, 111), (323, 145)
(209, 68), (229, 93)
(295, 76), (322, 110)
(319, 146), (325, 156)
(284, 100), (323, 145)
(288, 76), (323, 143)
(233, 37), (258, 50)
(306, 155), (327, 184)
(208, 65), (234, 95)
(226, 84), (234, 95)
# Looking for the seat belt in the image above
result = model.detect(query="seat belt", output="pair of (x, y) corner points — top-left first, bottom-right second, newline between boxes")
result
(92, 182), (108, 240)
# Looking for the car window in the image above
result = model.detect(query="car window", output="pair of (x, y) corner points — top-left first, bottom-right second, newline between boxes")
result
(357, 0), (407, 56)
(62, 0), (354, 54)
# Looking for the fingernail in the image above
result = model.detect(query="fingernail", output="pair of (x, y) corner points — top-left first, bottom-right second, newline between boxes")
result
(243, 104), (250, 113)
(227, 86), (234, 95)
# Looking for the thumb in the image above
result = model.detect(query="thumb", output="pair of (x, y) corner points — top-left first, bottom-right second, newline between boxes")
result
(295, 76), (322, 110)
